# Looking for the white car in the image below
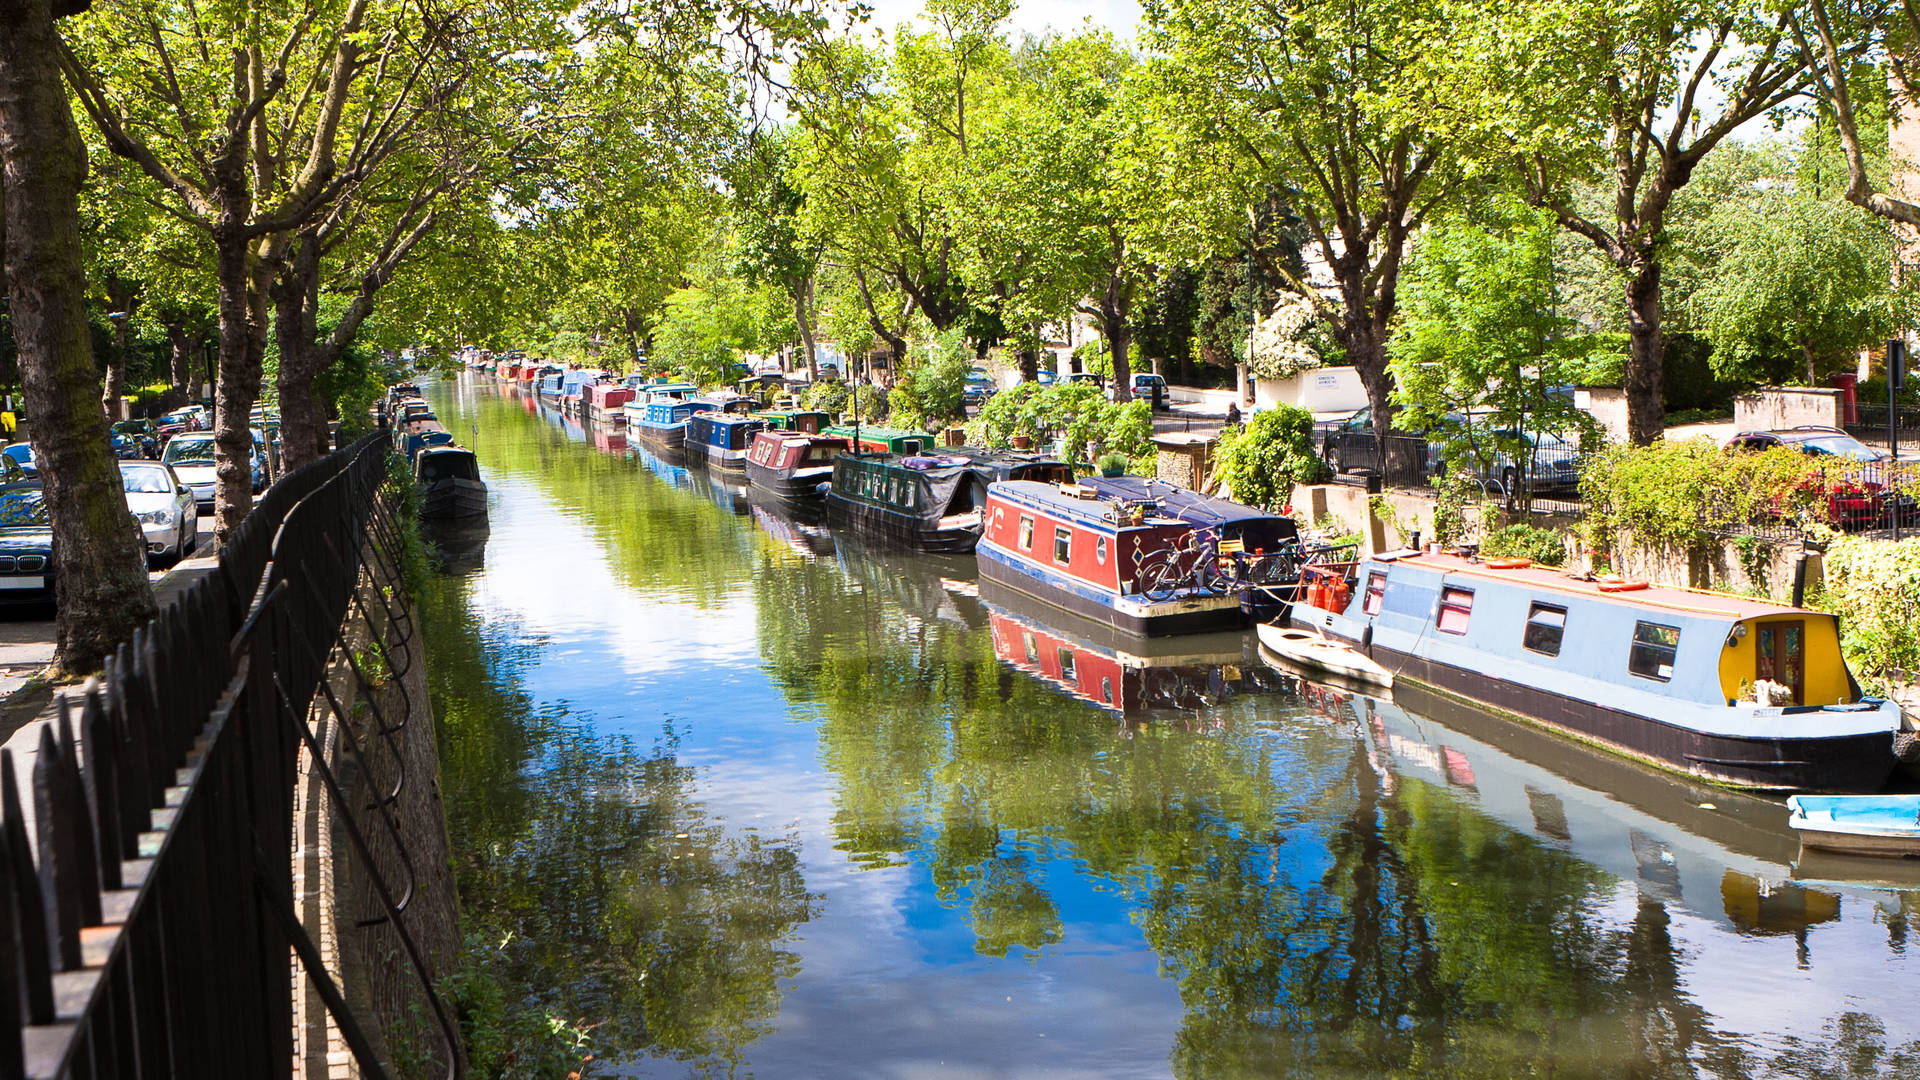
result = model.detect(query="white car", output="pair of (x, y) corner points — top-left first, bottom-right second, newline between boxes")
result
(120, 460), (198, 564)
(161, 433), (219, 509)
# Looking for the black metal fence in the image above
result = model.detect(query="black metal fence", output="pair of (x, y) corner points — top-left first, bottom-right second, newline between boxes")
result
(1341, 436), (1587, 518)
(0, 430), (458, 1079)
(1847, 402), (1920, 444)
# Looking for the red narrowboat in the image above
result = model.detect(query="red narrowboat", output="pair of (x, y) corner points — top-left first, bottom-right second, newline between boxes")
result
(978, 479), (1302, 637)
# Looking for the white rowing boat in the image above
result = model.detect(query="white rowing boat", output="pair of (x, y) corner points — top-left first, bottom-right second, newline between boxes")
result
(1255, 622), (1393, 688)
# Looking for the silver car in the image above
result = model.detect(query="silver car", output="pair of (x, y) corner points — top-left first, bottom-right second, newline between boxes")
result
(120, 460), (198, 565)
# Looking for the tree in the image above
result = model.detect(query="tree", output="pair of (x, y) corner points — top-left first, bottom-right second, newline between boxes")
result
(0, 0), (156, 674)
(731, 130), (825, 378)
(1800, 0), (1920, 225)
(1147, 0), (1457, 448)
(1387, 206), (1604, 504)
(62, 0), (469, 544)
(1454, 0), (1827, 443)
(1211, 405), (1325, 510)
(1691, 190), (1907, 384)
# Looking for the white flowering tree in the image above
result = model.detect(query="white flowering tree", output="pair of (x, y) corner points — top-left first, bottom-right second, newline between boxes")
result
(1246, 292), (1323, 382)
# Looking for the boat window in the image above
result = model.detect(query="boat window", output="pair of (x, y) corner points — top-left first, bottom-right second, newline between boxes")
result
(1054, 526), (1072, 564)
(1023, 633), (1038, 664)
(1523, 604), (1567, 656)
(1019, 515), (1034, 550)
(1628, 621), (1680, 682)
(1436, 587), (1473, 635)
(1362, 571), (1386, 615)
(1059, 648), (1076, 681)
(1096, 536), (1108, 565)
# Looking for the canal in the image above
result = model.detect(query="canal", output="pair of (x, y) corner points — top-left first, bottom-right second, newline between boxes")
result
(420, 377), (1920, 1079)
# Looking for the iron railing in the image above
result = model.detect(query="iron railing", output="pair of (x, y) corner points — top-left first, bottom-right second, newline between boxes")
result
(0, 430), (459, 1079)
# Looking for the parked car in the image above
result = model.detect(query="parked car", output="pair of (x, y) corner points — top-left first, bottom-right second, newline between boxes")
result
(0, 482), (54, 608)
(1320, 406), (1445, 478)
(1724, 426), (1908, 530)
(963, 367), (997, 406)
(156, 405), (208, 438)
(1130, 372), (1170, 409)
(1034, 369), (1058, 386)
(120, 460), (198, 565)
(1465, 428), (1583, 494)
(111, 419), (159, 458)
(1, 443), (34, 478)
(162, 433), (219, 509)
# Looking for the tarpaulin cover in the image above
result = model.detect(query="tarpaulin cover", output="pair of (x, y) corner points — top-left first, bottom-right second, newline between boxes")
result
(1083, 476), (1298, 542)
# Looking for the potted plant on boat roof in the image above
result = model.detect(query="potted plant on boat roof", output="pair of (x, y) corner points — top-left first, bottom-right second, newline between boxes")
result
(1097, 451), (1129, 477)
(1010, 421), (1035, 450)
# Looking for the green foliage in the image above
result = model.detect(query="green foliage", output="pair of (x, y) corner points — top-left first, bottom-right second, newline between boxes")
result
(440, 932), (597, 1080)
(1577, 439), (1833, 551)
(652, 275), (795, 388)
(1479, 525), (1569, 567)
(1429, 469), (1495, 548)
(1815, 536), (1920, 696)
(967, 383), (1153, 465)
(1389, 204), (1603, 477)
(890, 327), (974, 430)
(1690, 191), (1908, 385)
(1211, 405), (1327, 511)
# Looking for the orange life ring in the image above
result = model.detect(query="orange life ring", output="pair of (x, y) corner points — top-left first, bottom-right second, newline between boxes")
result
(1485, 557), (1532, 569)
(1597, 580), (1650, 592)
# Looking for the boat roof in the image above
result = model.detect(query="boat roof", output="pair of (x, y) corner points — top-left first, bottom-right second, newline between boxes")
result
(1081, 476), (1290, 527)
(754, 429), (843, 445)
(1380, 550), (1819, 622)
(417, 443), (475, 458)
(695, 411), (765, 425)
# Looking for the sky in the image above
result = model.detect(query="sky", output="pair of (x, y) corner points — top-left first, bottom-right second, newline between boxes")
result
(859, 0), (1146, 42)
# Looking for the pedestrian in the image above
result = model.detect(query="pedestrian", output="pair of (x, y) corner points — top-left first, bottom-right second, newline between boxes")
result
(1225, 401), (1241, 427)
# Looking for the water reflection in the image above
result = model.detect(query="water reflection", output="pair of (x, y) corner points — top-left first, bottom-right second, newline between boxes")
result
(423, 376), (1920, 1078)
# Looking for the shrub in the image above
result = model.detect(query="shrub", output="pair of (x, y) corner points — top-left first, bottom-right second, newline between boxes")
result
(1479, 524), (1569, 566)
(966, 384), (1152, 468)
(1577, 438), (1832, 550)
(1814, 535), (1920, 696)
(1211, 405), (1327, 511)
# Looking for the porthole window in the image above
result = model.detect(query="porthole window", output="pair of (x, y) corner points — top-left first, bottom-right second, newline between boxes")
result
(1096, 536), (1108, 565)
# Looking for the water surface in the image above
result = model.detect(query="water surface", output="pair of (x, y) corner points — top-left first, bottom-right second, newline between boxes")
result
(422, 377), (1920, 1079)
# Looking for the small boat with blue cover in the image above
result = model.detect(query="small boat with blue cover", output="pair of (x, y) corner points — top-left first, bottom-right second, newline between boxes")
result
(1285, 550), (1903, 791)
(1787, 795), (1920, 856)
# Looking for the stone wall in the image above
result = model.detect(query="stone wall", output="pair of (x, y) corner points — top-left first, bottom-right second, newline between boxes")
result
(295, 550), (462, 1079)
(1574, 387), (1630, 444)
(1733, 387), (1843, 432)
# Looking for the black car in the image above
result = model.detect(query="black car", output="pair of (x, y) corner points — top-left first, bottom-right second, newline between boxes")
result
(0, 483), (54, 608)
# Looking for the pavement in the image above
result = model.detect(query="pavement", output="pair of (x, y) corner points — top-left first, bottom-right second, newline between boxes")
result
(0, 517), (216, 722)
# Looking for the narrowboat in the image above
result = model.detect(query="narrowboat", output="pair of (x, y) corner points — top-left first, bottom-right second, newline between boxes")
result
(744, 430), (848, 504)
(626, 397), (715, 455)
(686, 412), (769, 472)
(1082, 476), (1309, 622)
(588, 382), (635, 421)
(415, 445), (487, 519)
(756, 409), (831, 433)
(982, 577), (1285, 717)
(826, 450), (1073, 553)
(823, 425), (934, 455)
(1285, 551), (1902, 792)
(977, 479), (1304, 637)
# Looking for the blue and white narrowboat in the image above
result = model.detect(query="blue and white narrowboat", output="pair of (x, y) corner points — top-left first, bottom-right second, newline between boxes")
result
(686, 412), (769, 472)
(1287, 551), (1902, 792)
(626, 398), (714, 456)
(978, 479), (1302, 637)
(826, 451), (1073, 553)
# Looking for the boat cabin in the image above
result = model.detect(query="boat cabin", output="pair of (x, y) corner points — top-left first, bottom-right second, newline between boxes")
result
(589, 383), (635, 411)
(756, 409), (831, 433)
(636, 398), (714, 428)
(824, 425), (934, 455)
(415, 445), (481, 485)
(404, 429), (455, 460)
(688, 412), (769, 457)
(642, 382), (702, 403)
(831, 451), (1072, 526)
(747, 431), (848, 471)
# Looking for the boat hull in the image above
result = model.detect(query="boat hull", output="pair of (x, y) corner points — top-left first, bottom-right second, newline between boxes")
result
(1255, 621), (1393, 687)
(419, 478), (487, 520)
(1356, 635), (1895, 792)
(826, 490), (979, 553)
(744, 459), (828, 504)
(1792, 827), (1920, 858)
(977, 543), (1245, 637)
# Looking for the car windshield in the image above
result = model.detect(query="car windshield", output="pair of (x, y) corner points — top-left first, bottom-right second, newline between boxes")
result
(1800, 435), (1877, 460)
(0, 488), (48, 527)
(121, 466), (174, 493)
(165, 440), (216, 465)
